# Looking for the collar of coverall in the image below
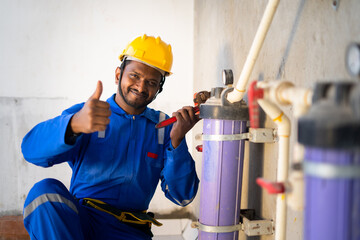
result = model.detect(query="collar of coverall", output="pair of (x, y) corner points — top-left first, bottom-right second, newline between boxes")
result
(107, 94), (160, 124)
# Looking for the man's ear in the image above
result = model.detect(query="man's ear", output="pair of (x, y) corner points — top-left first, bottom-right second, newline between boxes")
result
(115, 67), (121, 84)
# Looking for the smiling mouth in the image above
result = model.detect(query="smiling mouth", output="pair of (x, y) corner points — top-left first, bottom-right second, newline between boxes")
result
(130, 89), (148, 99)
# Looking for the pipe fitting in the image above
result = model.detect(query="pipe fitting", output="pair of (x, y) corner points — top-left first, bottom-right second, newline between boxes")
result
(257, 99), (291, 136)
(258, 80), (313, 117)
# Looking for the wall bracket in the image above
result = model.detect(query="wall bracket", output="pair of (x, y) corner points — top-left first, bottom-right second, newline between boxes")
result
(241, 209), (274, 236)
(192, 209), (274, 236)
(195, 128), (277, 143)
(249, 128), (277, 143)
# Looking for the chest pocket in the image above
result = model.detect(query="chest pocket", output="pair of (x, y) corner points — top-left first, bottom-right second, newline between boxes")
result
(77, 130), (118, 184)
(145, 151), (164, 168)
(144, 111), (166, 169)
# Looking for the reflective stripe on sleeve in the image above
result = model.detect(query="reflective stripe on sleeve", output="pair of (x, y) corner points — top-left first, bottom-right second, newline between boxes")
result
(23, 193), (78, 219)
(158, 112), (166, 145)
(165, 184), (194, 207)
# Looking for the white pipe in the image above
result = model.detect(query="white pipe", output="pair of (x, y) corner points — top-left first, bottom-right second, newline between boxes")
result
(258, 80), (313, 117)
(257, 80), (311, 210)
(257, 99), (290, 240)
(281, 87), (312, 117)
(227, 0), (280, 103)
(286, 160), (304, 211)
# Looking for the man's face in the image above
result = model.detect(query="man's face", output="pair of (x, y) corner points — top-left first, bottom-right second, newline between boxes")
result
(115, 61), (162, 114)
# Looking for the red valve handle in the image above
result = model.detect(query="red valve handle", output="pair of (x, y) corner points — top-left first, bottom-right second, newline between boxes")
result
(256, 177), (285, 194)
(248, 81), (264, 128)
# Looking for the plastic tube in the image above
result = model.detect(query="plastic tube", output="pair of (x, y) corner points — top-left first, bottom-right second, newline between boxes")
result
(227, 0), (280, 103)
(257, 99), (290, 240)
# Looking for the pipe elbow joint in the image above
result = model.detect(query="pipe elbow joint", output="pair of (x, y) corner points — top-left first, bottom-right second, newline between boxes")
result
(226, 90), (244, 103)
(277, 115), (291, 137)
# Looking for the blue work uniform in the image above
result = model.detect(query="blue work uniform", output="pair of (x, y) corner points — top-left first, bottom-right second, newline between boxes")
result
(21, 94), (199, 240)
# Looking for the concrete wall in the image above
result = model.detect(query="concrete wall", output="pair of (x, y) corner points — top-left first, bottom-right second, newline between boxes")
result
(0, 0), (194, 217)
(193, 0), (360, 239)
(2, 0), (360, 238)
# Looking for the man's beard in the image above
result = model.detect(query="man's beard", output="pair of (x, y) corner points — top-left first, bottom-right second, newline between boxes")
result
(118, 83), (154, 110)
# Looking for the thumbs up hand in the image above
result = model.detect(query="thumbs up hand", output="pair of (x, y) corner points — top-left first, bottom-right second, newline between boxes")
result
(70, 81), (111, 134)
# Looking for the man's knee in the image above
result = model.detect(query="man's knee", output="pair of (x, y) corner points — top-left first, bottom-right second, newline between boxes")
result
(24, 178), (69, 207)
(32, 178), (67, 194)
(23, 179), (84, 240)
(23, 178), (78, 222)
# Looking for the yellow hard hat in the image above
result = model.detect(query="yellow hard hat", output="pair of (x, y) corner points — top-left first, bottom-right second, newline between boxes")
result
(119, 34), (173, 76)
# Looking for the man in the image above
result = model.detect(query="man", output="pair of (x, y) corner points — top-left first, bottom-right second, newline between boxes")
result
(21, 34), (199, 240)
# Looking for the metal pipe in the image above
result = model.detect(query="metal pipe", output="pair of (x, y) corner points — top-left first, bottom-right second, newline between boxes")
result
(227, 0), (280, 103)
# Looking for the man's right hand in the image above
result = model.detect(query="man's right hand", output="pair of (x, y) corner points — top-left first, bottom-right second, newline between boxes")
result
(70, 80), (111, 134)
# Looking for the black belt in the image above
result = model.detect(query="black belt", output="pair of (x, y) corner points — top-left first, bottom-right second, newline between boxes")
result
(81, 198), (162, 237)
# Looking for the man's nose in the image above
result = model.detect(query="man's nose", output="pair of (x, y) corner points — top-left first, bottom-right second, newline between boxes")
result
(135, 79), (147, 93)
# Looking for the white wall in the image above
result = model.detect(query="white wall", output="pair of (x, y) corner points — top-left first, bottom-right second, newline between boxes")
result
(0, 0), (194, 216)
(193, 0), (360, 240)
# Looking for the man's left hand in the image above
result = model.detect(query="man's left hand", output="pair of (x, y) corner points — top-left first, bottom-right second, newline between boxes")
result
(170, 106), (200, 148)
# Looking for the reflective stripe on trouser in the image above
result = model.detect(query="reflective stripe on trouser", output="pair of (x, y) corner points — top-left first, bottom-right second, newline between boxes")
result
(23, 178), (85, 240)
(24, 193), (78, 219)
(23, 178), (152, 240)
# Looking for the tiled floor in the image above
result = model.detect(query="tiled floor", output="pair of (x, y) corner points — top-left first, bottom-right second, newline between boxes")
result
(0, 216), (198, 240)
(0, 216), (30, 240)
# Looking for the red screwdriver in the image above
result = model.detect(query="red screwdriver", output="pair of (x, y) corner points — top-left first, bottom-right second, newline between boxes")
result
(155, 106), (200, 129)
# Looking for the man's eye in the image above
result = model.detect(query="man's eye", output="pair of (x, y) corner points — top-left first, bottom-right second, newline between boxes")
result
(130, 74), (138, 79)
(149, 81), (157, 87)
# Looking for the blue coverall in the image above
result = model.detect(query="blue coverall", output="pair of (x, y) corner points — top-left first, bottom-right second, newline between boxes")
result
(21, 94), (199, 240)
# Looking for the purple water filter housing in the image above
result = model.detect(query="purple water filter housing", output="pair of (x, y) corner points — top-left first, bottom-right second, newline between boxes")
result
(198, 87), (249, 240)
(298, 82), (360, 240)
